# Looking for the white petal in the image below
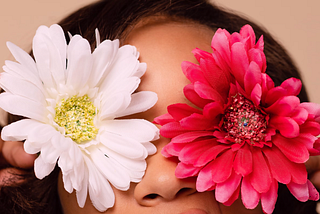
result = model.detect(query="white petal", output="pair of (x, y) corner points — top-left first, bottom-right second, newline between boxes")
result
(98, 144), (147, 181)
(67, 170), (81, 191)
(101, 119), (159, 142)
(0, 92), (47, 122)
(33, 35), (55, 88)
(84, 154), (101, 195)
(1, 119), (45, 141)
(141, 141), (157, 155)
(24, 140), (41, 154)
(88, 177), (115, 212)
(66, 35), (93, 91)
(99, 92), (131, 120)
(34, 154), (56, 179)
(99, 131), (145, 159)
(76, 165), (89, 208)
(62, 173), (73, 193)
(100, 76), (140, 101)
(88, 146), (130, 190)
(88, 39), (119, 87)
(33, 25), (67, 87)
(6, 42), (38, 76)
(95, 29), (101, 47)
(47, 24), (67, 71)
(0, 72), (46, 104)
(98, 45), (141, 92)
(58, 151), (74, 174)
(58, 142), (82, 174)
(3, 61), (43, 91)
(67, 141), (83, 165)
(40, 142), (61, 164)
(50, 131), (71, 152)
(135, 62), (147, 78)
(115, 91), (158, 118)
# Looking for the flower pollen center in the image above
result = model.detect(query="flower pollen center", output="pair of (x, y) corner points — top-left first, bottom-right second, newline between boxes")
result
(222, 94), (267, 144)
(54, 95), (98, 143)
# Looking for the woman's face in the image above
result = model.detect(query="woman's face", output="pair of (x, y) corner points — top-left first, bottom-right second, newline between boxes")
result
(58, 20), (263, 214)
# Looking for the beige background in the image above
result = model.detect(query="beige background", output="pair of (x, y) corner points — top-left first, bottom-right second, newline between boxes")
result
(1, 0), (319, 102)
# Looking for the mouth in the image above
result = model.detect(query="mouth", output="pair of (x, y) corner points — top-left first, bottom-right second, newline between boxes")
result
(180, 208), (209, 214)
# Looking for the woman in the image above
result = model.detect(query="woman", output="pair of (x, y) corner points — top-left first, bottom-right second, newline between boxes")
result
(0, 0), (319, 213)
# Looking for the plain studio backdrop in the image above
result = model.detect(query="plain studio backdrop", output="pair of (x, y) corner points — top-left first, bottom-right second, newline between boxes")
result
(0, 0), (319, 103)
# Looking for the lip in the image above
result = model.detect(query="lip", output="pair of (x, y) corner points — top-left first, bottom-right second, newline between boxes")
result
(180, 208), (209, 214)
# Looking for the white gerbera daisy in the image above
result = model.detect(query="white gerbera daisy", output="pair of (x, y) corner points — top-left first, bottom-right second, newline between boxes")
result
(0, 24), (159, 211)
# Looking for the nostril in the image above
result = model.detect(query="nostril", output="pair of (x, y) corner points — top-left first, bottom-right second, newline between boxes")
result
(143, 193), (160, 200)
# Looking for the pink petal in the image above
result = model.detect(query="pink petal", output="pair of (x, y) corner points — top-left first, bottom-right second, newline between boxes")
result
(167, 103), (202, 121)
(244, 61), (262, 94)
(264, 87), (287, 106)
(233, 144), (253, 176)
(180, 113), (214, 130)
(162, 142), (185, 157)
(171, 131), (214, 144)
(229, 32), (242, 45)
(210, 149), (235, 183)
(200, 57), (230, 99)
(287, 181), (309, 202)
(297, 133), (318, 153)
(161, 146), (172, 157)
(153, 113), (174, 125)
(240, 25), (256, 49)
(194, 144), (229, 167)
(300, 120), (320, 136)
(263, 146), (291, 184)
(261, 179), (278, 214)
(250, 84), (262, 106)
(280, 77), (302, 96)
(196, 161), (216, 192)
(255, 35), (264, 52)
(203, 102), (224, 120)
(266, 96), (301, 117)
(307, 180), (319, 201)
(179, 139), (216, 166)
(184, 84), (211, 108)
(192, 48), (213, 62)
(160, 122), (188, 138)
(175, 162), (201, 178)
(211, 28), (231, 65)
(269, 116), (299, 138)
(291, 107), (308, 125)
(272, 134), (309, 164)
(250, 149), (272, 193)
(248, 49), (266, 73)
(300, 102), (320, 122)
(223, 185), (240, 206)
(230, 42), (249, 88)
(241, 176), (260, 209)
(260, 74), (275, 103)
(215, 171), (242, 203)
(194, 81), (225, 104)
(181, 61), (208, 84)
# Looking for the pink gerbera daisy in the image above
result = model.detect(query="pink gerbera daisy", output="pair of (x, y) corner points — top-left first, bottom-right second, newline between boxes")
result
(154, 25), (320, 214)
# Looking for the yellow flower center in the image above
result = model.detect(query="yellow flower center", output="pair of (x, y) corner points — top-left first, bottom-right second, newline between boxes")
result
(54, 95), (98, 143)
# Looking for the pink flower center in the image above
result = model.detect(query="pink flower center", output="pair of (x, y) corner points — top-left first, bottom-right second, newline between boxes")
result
(222, 94), (267, 144)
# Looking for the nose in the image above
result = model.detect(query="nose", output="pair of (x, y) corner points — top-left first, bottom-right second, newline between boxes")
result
(134, 137), (197, 207)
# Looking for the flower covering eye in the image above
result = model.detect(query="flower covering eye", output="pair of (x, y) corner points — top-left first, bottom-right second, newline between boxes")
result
(0, 24), (159, 212)
(154, 24), (320, 214)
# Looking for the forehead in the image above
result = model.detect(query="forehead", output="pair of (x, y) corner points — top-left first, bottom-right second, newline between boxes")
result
(124, 21), (214, 118)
